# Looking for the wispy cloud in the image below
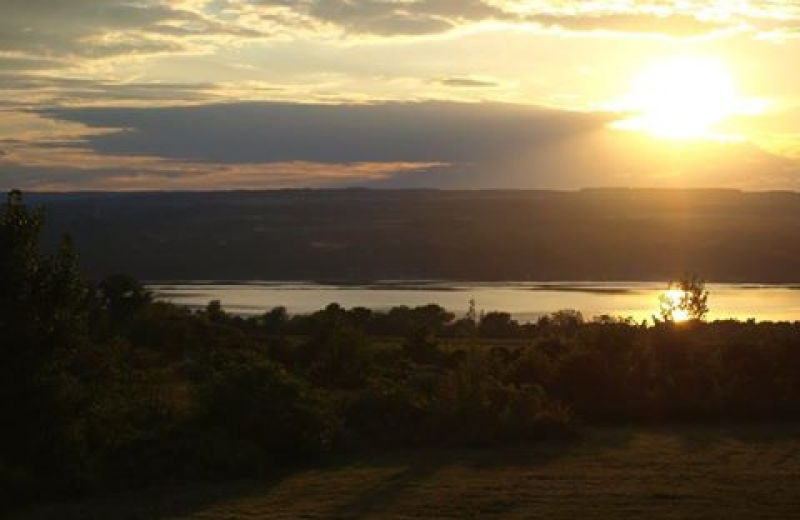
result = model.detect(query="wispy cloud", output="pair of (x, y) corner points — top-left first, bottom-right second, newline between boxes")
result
(0, 0), (263, 59)
(436, 76), (502, 88)
(228, 0), (800, 38)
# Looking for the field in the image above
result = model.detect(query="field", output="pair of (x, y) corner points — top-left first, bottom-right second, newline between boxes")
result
(14, 423), (800, 519)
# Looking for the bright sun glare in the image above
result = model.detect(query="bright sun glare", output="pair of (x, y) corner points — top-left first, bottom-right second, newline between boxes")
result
(612, 56), (764, 141)
(663, 288), (690, 322)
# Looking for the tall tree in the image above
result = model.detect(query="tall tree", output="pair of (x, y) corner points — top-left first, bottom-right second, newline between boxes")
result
(0, 190), (89, 495)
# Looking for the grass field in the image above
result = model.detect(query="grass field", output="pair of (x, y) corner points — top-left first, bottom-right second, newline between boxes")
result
(13, 423), (800, 519)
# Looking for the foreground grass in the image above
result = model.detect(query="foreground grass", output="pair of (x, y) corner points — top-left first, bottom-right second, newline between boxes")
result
(14, 423), (800, 519)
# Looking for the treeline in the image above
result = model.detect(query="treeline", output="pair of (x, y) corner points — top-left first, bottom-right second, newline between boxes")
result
(3, 191), (800, 509)
(259, 301), (533, 339)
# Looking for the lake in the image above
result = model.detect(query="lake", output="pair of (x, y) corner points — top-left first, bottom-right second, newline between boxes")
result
(149, 281), (800, 323)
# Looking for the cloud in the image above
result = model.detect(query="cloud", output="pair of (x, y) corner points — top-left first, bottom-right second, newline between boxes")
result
(0, 160), (440, 191)
(0, 101), (611, 190)
(0, 108), (444, 189)
(0, 0), (795, 92)
(368, 128), (800, 191)
(436, 76), (501, 88)
(235, 0), (786, 38)
(304, 0), (502, 35)
(526, 12), (728, 37)
(1, 0), (798, 70)
(0, 100), (793, 191)
(0, 55), (65, 71)
(240, 0), (503, 36)
(0, 74), (223, 105)
(39, 101), (611, 164)
(0, 0), (263, 60)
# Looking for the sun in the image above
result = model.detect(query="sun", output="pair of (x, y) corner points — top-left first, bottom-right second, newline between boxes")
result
(611, 56), (762, 140)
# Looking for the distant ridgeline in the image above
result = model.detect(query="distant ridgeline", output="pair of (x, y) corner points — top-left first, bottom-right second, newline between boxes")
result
(29, 189), (800, 282)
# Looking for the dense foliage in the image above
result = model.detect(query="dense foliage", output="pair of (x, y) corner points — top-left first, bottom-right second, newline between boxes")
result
(3, 192), (800, 508)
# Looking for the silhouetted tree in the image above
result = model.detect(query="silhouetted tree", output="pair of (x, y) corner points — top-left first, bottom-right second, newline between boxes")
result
(681, 274), (710, 321)
(205, 299), (227, 323)
(96, 274), (151, 325)
(479, 311), (519, 338)
(0, 190), (90, 501)
(658, 273), (710, 323)
(448, 299), (478, 337)
(262, 306), (289, 334)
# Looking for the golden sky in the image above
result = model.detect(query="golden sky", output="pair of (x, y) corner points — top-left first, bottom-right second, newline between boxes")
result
(1, 0), (799, 190)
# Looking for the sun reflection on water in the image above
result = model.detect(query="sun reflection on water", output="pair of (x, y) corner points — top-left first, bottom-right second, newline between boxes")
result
(661, 288), (690, 323)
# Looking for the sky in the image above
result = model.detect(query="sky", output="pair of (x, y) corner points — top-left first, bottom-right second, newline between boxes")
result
(1, 0), (799, 191)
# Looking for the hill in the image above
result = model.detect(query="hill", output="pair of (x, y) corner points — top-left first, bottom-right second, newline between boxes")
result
(29, 188), (800, 282)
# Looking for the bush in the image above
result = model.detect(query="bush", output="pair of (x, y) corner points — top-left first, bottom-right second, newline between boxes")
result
(188, 360), (338, 475)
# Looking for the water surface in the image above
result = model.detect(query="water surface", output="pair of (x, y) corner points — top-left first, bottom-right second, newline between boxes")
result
(149, 281), (800, 323)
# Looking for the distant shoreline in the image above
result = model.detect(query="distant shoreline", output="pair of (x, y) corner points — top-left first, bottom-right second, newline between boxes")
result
(33, 190), (800, 284)
(145, 280), (800, 292)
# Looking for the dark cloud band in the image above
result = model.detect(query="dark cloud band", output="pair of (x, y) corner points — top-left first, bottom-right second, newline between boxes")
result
(40, 101), (611, 164)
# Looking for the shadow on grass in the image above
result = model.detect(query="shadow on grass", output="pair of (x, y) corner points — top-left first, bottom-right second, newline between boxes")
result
(315, 430), (633, 519)
(325, 461), (441, 519)
(16, 423), (800, 519)
(9, 438), (591, 520)
(9, 475), (288, 520)
(667, 421), (800, 450)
